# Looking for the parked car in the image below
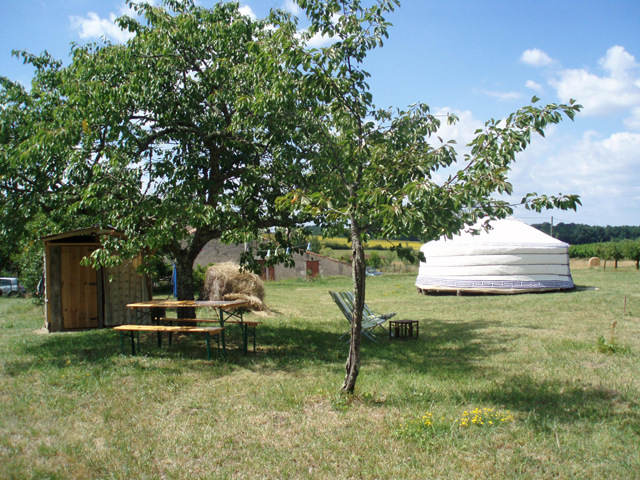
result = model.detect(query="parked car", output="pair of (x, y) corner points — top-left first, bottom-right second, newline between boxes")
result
(0, 277), (26, 297)
(365, 267), (384, 276)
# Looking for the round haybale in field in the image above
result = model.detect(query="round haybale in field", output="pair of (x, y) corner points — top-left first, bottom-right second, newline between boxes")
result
(589, 257), (601, 267)
(202, 262), (266, 311)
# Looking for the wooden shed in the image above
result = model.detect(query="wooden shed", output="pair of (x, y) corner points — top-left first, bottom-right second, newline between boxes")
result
(43, 227), (152, 332)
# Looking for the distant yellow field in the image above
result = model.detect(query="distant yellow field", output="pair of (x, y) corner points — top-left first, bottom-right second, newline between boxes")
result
(261, 233), (422, 250)
(321, 237), (422, 250)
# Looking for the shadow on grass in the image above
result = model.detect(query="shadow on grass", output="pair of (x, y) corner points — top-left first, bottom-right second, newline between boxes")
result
(6, 328), (190, 377)
(368, 318), (518, 378)
(464, 373), (640, 434)
(13, 316), (513, 379)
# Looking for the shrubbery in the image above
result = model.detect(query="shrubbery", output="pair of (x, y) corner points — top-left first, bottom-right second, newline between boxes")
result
(569, 239), (640, 269)
(367, 251), (382, 269)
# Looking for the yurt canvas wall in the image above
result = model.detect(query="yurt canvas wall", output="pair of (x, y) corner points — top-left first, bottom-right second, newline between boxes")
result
(415, 218), (574, 294)
(43, 228), (151, 332)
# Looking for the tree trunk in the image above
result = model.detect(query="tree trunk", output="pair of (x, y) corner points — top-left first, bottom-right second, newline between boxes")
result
(636, 259), (639, 270)
(342, 221), (366, 393)
(174, 254), (196, 320)
(170, 230), (214, 320)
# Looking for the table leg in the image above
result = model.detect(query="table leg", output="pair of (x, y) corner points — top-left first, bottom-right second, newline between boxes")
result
(242, 323), (248, 355)
(131, 331), (136, 355)
(218, 308), (227, 358)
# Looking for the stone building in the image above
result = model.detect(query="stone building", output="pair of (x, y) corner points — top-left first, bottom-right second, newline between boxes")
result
(194, 239), (351, 281)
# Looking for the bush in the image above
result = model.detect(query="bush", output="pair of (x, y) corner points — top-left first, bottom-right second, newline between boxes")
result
(320, 247), (334, 258)
(621, 239), (640, 269)
(568, 244), (598, 258)
(193, 263), (213, 299)
(11, 242), (43, 298)
(367, 251), (382, 269)
(308, 237), (323, 253)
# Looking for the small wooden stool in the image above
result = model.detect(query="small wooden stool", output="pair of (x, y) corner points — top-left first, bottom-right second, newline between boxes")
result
(389, 320), (419, 340)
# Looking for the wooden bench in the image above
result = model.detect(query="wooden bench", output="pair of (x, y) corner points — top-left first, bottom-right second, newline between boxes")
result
(114, 325), (224, 360)
(158, 318), (260, 353)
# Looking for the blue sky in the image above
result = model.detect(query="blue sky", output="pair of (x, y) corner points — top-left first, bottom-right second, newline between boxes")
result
(2, 0), (639, 227)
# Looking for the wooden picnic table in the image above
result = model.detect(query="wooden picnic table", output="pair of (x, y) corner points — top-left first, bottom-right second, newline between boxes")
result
(126, 299), (251, 357)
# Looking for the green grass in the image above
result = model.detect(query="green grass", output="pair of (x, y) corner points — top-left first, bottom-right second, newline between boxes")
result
(1, 269), (639, 479)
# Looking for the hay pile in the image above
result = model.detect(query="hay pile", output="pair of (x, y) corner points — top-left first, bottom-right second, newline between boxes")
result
(202, 262), (266, 311)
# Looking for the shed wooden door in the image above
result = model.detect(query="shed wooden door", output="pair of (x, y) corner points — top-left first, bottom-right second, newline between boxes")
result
(306, 260), (320, 278)
(60, 246), (98, 329)
(257, 260), (275, 281)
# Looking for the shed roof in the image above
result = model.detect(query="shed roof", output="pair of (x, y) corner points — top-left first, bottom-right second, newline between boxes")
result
(41, 227), (124, 243)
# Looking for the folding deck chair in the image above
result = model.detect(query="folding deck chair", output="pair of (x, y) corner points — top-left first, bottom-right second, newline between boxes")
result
(329, 291), (395, 342)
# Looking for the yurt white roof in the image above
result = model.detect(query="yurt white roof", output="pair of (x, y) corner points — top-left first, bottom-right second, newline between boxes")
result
(415, 217), (574, 294)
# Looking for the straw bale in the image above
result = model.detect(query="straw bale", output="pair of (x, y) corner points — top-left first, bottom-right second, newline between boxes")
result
(222, 293), (265, 311)
(202, 262), (266, 311)
(589, 257), (601, 267)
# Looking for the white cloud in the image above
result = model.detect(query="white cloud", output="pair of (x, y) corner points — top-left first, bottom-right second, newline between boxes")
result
(296, 13), (340, 48)
(484, 90), (524, 101)
(69, 1), (160, 43)
(525, 80), (543, 93)
(238, 5), (257, 20)
(510, 129), (640, 225)
(283, 0), (302, 16)
(549, 46), (640, 119)
(430, 107), (485, 182)
(520, 48), (554, 67)
(429, 104), (640, 225)
(430, 103), (640, 225)
(432, 108), (484, 148)
(599, 45), (638, 77)
(304, 30), (335, 48)
(120, 0), (157, 15)
(624, 107), (640, 131)
(70, 11), (134, 43)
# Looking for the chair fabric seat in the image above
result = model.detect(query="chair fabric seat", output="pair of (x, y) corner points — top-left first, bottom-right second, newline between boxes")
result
(329, 291), (395, 342)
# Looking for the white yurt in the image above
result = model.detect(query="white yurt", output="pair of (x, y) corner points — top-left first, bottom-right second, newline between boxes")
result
(415, 217), (574, 294)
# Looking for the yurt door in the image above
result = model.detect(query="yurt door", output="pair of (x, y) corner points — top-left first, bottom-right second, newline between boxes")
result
(60, 246), (99, 329)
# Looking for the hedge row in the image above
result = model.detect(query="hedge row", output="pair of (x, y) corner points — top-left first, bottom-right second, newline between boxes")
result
(568, 239), (640, 268)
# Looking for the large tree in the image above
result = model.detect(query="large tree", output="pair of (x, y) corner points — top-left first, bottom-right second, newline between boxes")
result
(276, 0), (581, 392)
(0, 1), (312, 312)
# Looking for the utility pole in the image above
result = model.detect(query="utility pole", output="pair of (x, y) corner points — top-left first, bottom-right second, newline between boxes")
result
(550, 216), (554, 237)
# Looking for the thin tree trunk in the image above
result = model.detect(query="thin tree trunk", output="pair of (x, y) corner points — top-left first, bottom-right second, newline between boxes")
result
(343, 221), (366, 393)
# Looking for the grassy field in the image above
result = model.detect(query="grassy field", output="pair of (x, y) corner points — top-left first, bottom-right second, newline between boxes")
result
(1, 268), (639, 479)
